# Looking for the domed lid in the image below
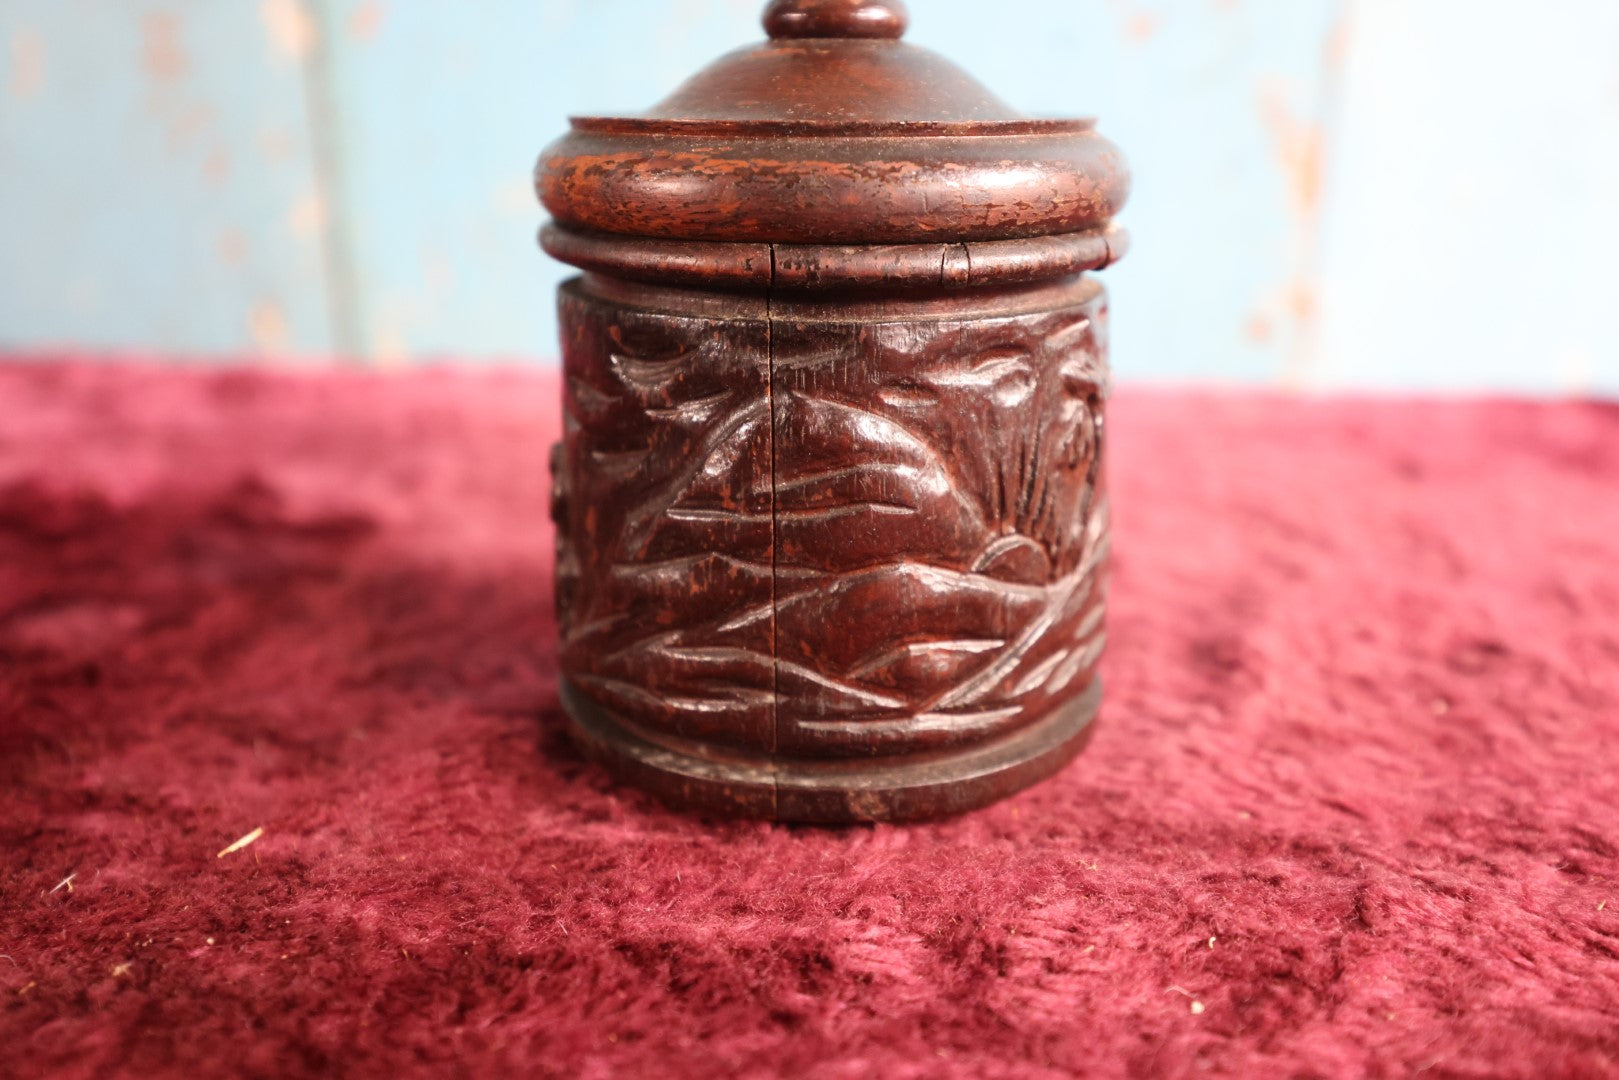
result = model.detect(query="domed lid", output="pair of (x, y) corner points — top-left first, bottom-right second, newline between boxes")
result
(537, 0), (1130, 247)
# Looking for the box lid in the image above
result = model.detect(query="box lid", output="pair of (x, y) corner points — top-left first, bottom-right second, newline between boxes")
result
(536, 1), (1131, 249)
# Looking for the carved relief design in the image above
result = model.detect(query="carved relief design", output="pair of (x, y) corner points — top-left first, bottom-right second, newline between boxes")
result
(554, 283), (775, 751)
(555, 281), (1110, 757)
(769, 304), (1110, 754)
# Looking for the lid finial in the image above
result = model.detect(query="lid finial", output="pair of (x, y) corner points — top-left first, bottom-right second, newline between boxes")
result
(763, 0), (909, 40)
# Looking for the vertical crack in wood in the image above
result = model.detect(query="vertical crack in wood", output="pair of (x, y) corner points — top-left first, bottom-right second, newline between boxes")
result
(766, 243), (780, 817)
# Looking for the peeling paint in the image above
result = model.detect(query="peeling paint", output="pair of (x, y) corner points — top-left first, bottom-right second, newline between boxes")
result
(1286, 281), (1317, 327)
(249, 300), (290, 354)
(141, 12), (187, 84)
(9, 26), (45, 99)
(373, 322), (408, 366)
(1243, 313), (1274, 346)
(261, 0), (317, 62)
(1124, 12), (1160, 44)
(1103, 0), (1161, 45)
(348, 2), (386, 42)
(1256, 70), (1335, 387)
(288, 192), (327, 239)
(4, 0), (1611, 390)
(1259, 82), (1324, 220)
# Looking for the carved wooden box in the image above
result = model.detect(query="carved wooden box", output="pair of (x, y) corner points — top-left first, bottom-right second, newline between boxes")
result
(536, 0), (1130, 822)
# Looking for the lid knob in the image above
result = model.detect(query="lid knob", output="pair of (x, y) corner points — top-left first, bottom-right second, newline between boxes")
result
(763, 0), (909, 40)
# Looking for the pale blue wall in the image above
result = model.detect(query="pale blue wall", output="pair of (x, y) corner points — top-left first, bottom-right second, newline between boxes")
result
(2, 0), (1616, 393)
(0, 0), (333, 357)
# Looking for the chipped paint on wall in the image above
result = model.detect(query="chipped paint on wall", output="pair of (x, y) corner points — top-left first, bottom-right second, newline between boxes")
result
(0, 0), (1615, 393)
(262, 0), (318, 63)
(9, 25), (45, 99)
(347, 2), (384, 42)
(140, 11), (187, 83)
(0, 1), (334, 358)
(1255, 71), (1330, 386)
(1314, 0), (1619, 394)
(1101, 0), (1161, 46)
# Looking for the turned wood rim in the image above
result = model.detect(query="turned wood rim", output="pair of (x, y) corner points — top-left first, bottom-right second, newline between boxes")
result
(561, 677), (1101, 823)
(537, 124), (1129, 245)
(540, 224), (1130, 292)
(568, 116), (1096, 138)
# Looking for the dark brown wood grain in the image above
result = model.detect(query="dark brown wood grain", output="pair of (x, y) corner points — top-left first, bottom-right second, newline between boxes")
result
(762, 0), (909, 40)
(533, 2), (1128, 246)
(537, 124), (1129, 245)
(768, 287), (1111, 759)
(539, 0), (1128, 821)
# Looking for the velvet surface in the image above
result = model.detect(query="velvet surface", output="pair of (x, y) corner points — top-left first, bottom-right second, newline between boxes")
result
(2, 360), (1616, 1079)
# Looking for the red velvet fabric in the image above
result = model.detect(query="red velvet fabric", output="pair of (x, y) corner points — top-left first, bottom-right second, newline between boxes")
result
(2, 359), (1617, 1078)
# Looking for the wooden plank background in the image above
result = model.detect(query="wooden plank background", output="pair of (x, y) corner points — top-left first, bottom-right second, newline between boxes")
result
(1, 0), (1615, 392)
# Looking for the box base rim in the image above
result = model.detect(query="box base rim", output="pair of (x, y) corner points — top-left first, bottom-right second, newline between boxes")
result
(560, 678), (1101, 824)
